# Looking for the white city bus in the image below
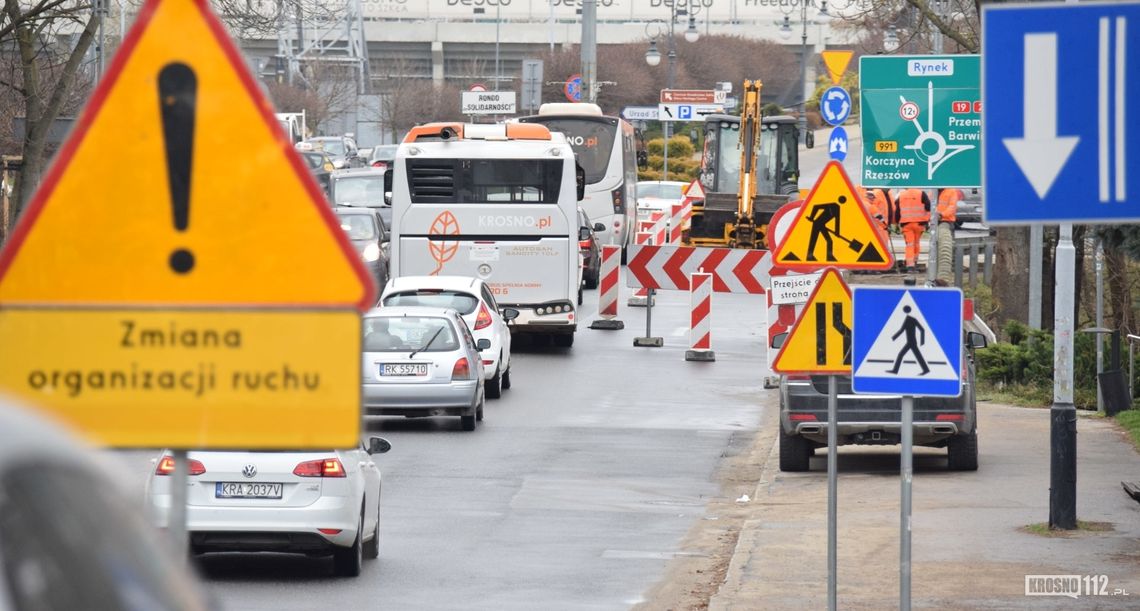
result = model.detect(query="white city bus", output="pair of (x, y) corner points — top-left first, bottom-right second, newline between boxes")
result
(517, 103), (638, 253)
(388, 122), (584, 347)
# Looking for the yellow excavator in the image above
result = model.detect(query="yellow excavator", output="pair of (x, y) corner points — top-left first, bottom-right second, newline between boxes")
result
(685, 80), (805, 249)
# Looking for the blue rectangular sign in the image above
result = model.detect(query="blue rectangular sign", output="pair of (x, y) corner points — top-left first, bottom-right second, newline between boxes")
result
(852, 287), (962, 397)
(983, 1), (1140, 223)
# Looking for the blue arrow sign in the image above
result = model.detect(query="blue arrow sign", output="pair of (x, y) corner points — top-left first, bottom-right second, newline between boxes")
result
(828, 126), (849, 161)
(821, 86), (851, 126)
(852, 287), (963, 397)
(983, 2), (1140, 223)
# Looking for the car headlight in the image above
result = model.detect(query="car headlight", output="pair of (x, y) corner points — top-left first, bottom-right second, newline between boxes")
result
(362, 243), (381, 262)
(333, 158), (346, 169)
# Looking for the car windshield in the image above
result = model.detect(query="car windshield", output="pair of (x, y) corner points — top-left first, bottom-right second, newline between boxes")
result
(638, 183), (684, 200)
(336, 213), (377, 240)
(363, 316), (459, 352)
(313, 139), (345, 156)
(371, 145), (398, 162)
(334, 175), (386, 206)
(382, 290), (479, 315)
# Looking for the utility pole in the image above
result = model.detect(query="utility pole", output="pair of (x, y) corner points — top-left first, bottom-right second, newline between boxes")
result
(580, 0), (597, 104)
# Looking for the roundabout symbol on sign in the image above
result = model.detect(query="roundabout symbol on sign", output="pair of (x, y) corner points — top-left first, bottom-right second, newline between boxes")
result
(899, 101), (919, 121)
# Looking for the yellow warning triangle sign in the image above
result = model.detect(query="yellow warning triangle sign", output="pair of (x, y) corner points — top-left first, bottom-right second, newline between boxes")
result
(821, 50), (854, 85)
(772, 161), (893, 271)
(771, 268), (853, 375)
(0, 0), (374, 310)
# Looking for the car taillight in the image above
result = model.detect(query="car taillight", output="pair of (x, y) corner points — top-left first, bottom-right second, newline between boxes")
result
(293, 458), (347, 478)
(155, 456), (206, 476)
(452, 357), (473, 380)
(935, 414), (964, 422)
(612, 187), (624, 213)
(579, 239), (592, 250)
(789, 414), (818, 421)
(474, 303), (493, 330)
(371, 161), (387, 170)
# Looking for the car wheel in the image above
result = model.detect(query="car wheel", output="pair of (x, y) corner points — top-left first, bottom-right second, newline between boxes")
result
(461, 403), (478, 431)
(578, 286), (584, 306)
(333, 509), (364, 577)
(362, 499), (380, 560)
(553, 333), (574, 348)
(486, 363), (503, 399)
(778, 426), (813, 472)
(585, 264), (599, 289)
(947, 430), (979, 471)
(501, 366), (512, 390)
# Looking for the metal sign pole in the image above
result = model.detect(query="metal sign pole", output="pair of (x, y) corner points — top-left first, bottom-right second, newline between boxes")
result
(900, 395), (913, 611)
(827, 374), (839, 611)
(633, 237), (663, 347)
(1050, 223), (1077, 529)
(170, 449), (189, 559)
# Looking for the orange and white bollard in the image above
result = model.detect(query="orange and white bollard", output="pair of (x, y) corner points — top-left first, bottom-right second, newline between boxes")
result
(651, 211), (667, 247)
(628, 228), (654, 307)
(589, 245), (625, 330)
(670, 202), (691, 244)
(685, 272), (715, 361)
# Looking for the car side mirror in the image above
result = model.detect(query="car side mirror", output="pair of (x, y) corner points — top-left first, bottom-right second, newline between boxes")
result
(367, 437), (392, 455)
(772, 332), (788, 349)
(384, 192), (392, 205)
(967, 331), (988, 349)
(578, 227), (591, 241)
(476, 338), (492, 351)
(383, 167), (393, 192)
(593, 222), (605, 232)
(805, 131), (815, 149)
(501, 307), (520, 321)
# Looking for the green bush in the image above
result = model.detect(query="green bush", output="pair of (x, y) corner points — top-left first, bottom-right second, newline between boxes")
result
(762, 102), (786, 117)
(646, 135), (696, 159)
(974, 319), (1104, 410)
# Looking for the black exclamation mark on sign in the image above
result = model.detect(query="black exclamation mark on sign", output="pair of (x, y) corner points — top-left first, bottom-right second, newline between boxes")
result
(158, 62), (197, 274)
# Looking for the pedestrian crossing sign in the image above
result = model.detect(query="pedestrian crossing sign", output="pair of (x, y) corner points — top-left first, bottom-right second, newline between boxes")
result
(852, 287), (963, 397)
(771, 268), (852, 375)
(772, 161), (893, 271)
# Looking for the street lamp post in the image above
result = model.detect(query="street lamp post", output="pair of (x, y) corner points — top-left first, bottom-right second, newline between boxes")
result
(780, 2), (828, 145)
(645, 9), (699, 181)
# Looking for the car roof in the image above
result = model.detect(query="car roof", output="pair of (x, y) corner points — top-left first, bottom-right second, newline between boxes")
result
(364, 306), (462, 319)
(384, 276), (481, 294)
(331, 168), (385, 178)
(333, 206), (377, 216)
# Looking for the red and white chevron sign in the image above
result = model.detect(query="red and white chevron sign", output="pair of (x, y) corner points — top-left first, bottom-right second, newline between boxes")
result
(625, 245), (772, 293)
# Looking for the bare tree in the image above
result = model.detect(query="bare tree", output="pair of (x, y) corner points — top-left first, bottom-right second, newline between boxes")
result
(1, 0), (98, 234)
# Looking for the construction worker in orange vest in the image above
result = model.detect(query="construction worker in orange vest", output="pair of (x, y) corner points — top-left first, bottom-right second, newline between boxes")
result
(869, 188), (896, 229)
(861, 187), (889, 231)
(937, 188), (964, 226)
(897, 188), (931, 272)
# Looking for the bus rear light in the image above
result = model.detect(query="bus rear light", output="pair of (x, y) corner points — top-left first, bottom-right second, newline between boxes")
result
(612, 188), (624, 213)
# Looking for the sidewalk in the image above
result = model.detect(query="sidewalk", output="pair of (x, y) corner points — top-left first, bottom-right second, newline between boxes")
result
(709, 403), (1140, 609)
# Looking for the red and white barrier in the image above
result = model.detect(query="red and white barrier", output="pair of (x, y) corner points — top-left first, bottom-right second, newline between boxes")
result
(670, 202), (692, 244)
(686, 272), (715, 361)
(650, 211), (667, 246)
(628, 230), (654, 307)
(626, 244), (772, 294)
(589, 245), (625, 330)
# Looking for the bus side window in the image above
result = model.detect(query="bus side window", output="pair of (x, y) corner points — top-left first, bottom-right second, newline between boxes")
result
(575, 163), (586, 202)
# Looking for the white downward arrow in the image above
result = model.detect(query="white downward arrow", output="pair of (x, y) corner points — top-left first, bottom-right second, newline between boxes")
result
(1002, 33), (1080, 199)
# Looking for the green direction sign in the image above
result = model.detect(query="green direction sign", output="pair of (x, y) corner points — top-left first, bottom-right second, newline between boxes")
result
(859, 55), (980, 188)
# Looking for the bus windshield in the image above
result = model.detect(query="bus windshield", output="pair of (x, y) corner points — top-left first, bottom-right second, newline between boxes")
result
(522, 118), (616, 184)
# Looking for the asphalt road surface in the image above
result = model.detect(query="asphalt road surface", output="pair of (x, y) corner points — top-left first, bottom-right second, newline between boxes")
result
(108, 284), (772, 610)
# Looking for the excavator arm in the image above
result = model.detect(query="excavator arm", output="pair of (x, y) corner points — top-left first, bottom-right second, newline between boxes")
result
(732, 80), (763, 249)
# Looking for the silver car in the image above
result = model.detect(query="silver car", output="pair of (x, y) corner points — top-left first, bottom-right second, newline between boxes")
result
(362, 307), (487, 431)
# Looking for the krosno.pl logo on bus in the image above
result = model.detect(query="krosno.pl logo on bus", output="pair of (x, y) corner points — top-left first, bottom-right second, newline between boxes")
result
(479, 215), (553, 230)
(428, 211), (461, 276)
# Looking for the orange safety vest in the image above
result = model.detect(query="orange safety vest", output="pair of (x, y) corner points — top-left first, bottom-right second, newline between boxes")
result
(898, 189), (929, 224)
(937, 188), (962, 222)
(871, 188), (895, 224)
(862, 189), (887, 227)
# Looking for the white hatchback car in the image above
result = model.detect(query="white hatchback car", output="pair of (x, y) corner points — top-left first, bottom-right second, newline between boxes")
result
(380, 276), (518, 398)
(146, 437), (390, 577)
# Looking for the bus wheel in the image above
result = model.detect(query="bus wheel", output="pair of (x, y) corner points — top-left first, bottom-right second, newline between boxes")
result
(553, 333), (574, 348)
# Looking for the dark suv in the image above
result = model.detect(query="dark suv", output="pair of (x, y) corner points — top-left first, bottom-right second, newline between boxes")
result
(777, 331), (987, 472)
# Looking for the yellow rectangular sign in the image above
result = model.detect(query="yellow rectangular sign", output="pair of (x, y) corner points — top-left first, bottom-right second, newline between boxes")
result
(0, 309), (361, 449)
(875, 140), (899, 153)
